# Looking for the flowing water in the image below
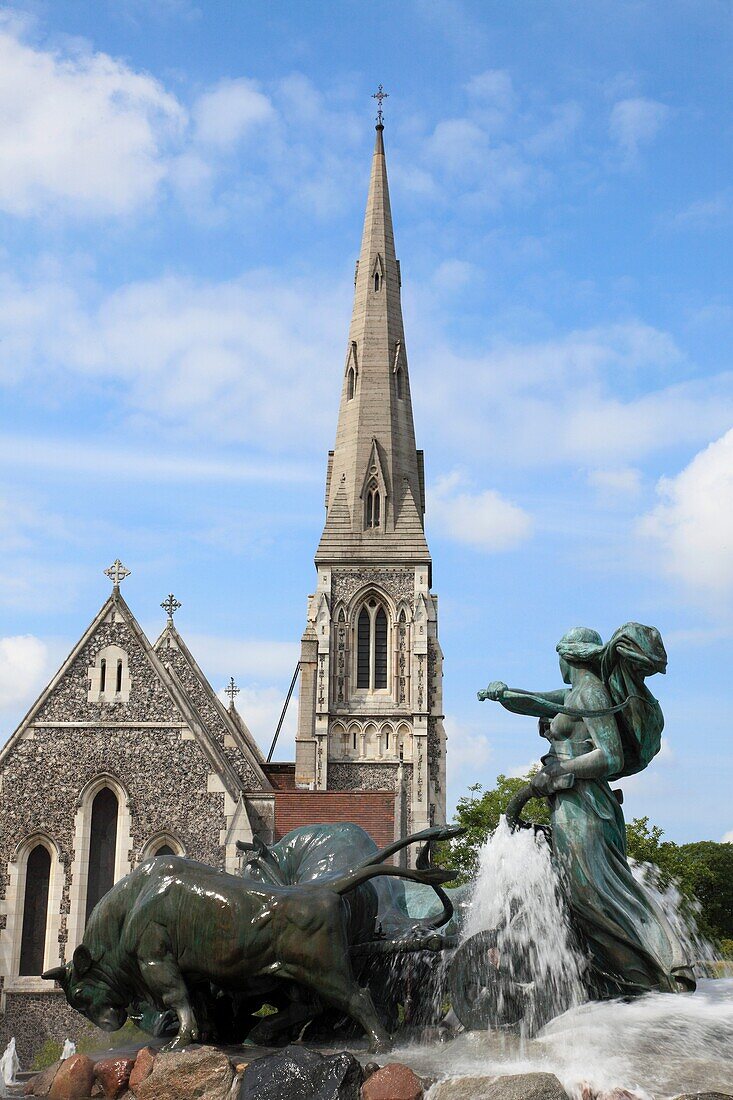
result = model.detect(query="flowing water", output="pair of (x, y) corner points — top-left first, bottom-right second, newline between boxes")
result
(392, 819), (733, 1099)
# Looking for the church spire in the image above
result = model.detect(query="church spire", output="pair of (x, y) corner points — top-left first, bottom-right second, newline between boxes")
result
(316, 113), (430, 566)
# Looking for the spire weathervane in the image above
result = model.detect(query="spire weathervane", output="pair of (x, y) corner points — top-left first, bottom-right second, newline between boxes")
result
(225, 677), (240, 709)
(161, 594), (181, 621)
(372, 83), (388, 126)
(104, 559), (131, 589)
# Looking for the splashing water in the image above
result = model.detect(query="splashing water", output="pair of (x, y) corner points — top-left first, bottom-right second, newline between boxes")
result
(61, 1039), (76, 1060)
(462, 817), (588, 1035)
(390, 818), (733, 1099)
(0, 1038), (19, 1087)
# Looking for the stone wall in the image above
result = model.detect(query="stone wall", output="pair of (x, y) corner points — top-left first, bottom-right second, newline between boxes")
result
(0, 990), (108, 1068)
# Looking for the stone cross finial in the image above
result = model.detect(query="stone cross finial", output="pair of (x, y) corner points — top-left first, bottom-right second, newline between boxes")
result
(372, 83), (388, 126)
(161, 594), (182, 620)
(225, 677), (240, 708)
(104, 559), (131, 589)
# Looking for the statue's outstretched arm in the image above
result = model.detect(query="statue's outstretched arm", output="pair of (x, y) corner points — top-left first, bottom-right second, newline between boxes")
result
(478, 683), (567, 719)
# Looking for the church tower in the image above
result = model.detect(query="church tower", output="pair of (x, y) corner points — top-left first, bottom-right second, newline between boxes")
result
(295, 113), (446, 842)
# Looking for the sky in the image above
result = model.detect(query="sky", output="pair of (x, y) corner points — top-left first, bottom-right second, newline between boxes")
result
(0, 0), (732, 845)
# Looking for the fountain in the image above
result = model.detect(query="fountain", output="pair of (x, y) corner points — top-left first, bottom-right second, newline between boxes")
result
(61, 1039), (76, 1060)
(0, 1039), (19, 1092)
(29, 621), (731, 1099)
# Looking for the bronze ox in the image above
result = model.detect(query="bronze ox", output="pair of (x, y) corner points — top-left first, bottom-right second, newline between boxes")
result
(43, 834), (455, 1050)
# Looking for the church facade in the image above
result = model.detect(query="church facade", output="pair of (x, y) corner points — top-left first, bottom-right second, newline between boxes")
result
(0, 119), (446, 1062)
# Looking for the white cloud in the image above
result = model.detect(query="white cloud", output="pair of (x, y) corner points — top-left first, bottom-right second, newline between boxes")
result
(640, 428), (733, 594)
(587, 467), (642, 496)
(609, 97), (669, 160)
(722, 831), (733, 844)
(0, 268), (348, 450)
(415, 321), (733, 467)
(670, 192), (732, 230)
(216, 684), (298, 762)
(0, 16), (185, 216)
(429, 472), (533, 552)
(0, 634), (48, 713)
(193, 77), (274, 148)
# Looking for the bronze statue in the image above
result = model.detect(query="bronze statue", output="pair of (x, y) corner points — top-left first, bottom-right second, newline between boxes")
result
(479, 622), (695, 997)
(43, 827), (458, 1051)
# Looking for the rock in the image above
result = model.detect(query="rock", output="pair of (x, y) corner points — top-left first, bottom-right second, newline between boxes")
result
(430, 1072), (569, 1100)
(673, 1095), (733, 1099)
(238, 1045), (363, 1100)
(127, 1047), (156, 1093)
(91, 1085), (104, 1099)
(363, 1062), (381, 1080)
(361, 1062), (424, 1100)
(48, 1054), (96, 1100)
(134, 1045), (233, 1100)
(24, 1061), (61, 1097)
(94, 1056), (135, 1099)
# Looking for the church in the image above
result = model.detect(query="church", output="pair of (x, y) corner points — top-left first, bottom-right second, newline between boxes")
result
(0, 116), (446, 1062)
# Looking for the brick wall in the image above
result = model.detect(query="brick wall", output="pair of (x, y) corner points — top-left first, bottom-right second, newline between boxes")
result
(274, 791), (395, 849)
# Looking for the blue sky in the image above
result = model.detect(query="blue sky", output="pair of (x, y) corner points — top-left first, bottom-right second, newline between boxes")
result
(0, 1), (732, 844)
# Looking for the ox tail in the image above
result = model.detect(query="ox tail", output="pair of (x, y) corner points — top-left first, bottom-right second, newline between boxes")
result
(328, 863), (455, 897)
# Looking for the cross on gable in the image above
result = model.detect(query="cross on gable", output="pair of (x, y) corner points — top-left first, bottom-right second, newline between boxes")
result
(225, 677), (240, 708)
(161, 594), (182, 620)
(104, 559), (131, 589)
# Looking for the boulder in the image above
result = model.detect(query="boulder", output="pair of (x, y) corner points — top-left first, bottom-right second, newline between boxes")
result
(361, 1062), (424, 1100)
(133, 1045), (233, 1100)
(430, 1072), (568, 1100)
(127, 1047), (156, 1093)
(238, 1045), (363, 1100)
(24, 1061), (61, 1097)
(48, 1054), (96, 1100)
(93, 1056), (135, 1099)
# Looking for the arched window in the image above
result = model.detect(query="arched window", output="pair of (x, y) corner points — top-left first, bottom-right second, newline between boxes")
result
(155, 844), (175, 857)
(356, 600), (389, 691)
(347, 366), (355, 401)
(374, 271), (381, 292)
(19, 845), (51, 975)
(116, 659), (123, 694)
(99, 658), (107, 694)
(365, 480), (380, 529)
(85, 788), (118, 923)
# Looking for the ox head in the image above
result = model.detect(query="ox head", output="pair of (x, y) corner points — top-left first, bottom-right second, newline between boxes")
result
(43, 945), (128, 1032)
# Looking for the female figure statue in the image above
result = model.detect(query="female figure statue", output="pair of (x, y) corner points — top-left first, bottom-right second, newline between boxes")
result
(481, 623), (695, 997)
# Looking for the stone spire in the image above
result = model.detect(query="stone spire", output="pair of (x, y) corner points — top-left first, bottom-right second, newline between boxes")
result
(316, 122), (430, 567)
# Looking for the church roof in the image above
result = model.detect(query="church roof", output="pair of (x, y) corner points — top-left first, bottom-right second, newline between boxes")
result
(0, 587), (272, 797)
(316, 123), (431, 567)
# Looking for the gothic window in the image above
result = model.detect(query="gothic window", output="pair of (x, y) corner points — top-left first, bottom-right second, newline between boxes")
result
(155, 844), (175, 857)
(395, 366), (403, 399)
(356, 599), (389, 691)
(99, 658), (107, 693)
(116, 660), (123, 694)
(347, 366), (355, 400)
(18, 844), (51, 975)
(365, 479), (381, 529)
(374, 271), (381, 292)
(85, 787), (118, 924)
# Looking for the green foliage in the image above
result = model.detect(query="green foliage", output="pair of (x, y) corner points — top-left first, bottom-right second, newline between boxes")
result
(32, 1039), (62, 1071)
(436, 771), (549, 883)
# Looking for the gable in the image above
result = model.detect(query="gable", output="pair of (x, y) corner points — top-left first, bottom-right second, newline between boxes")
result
(154, 625), (272, 793)
(34, 601), (181, 727)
